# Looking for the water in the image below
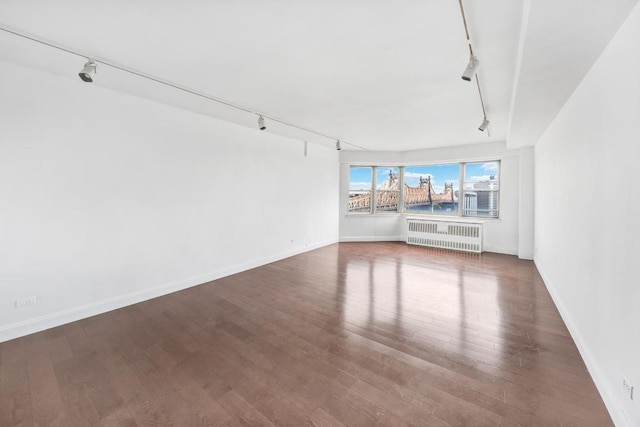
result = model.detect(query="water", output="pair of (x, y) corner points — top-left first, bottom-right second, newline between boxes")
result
(405, 203), (458, 214)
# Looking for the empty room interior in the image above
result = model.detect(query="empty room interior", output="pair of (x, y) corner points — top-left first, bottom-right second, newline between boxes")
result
(1, 1), (639, 426)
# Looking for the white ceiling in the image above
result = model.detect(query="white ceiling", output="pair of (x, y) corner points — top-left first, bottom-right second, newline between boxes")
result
(0, 0), (637, 151)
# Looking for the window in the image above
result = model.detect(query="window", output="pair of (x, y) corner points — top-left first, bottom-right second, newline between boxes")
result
(348, 167), (372, 213)
(375, 167), (400, 212)
(462, 161), (500, 217)
(347, 160), (501, 218)
(404, 164), (459, 215)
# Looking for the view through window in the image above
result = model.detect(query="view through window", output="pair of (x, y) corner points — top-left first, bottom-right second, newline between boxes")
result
(462, 161), (500, 217)
(376, 167), (400, 212)
(348, 167), (372, 213)
(404, 164), (459, 215)
(349, 161), (500, 217)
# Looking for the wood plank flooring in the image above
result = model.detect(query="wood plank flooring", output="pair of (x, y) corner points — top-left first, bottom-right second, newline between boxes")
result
(0, 242), (612, 426)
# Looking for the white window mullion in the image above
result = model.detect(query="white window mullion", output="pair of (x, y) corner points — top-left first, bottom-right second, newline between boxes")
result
(371, 166), (377, 214)
(398, 166), (405, 213)
(458, 163), (465, 217)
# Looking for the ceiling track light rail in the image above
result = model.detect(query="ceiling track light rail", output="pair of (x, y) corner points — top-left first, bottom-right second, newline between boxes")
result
(0, 25), (367, 150)
(458, 0), (490, 134)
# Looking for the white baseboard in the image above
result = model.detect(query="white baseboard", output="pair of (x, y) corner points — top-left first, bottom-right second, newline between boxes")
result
(517, 251), (534, 260)
(482, 245), (518, 256)
(339, 236), (403, 242)
(0, 238), (338, 344)
(534, 258), (627, 427)
(338, 238), (518, 256)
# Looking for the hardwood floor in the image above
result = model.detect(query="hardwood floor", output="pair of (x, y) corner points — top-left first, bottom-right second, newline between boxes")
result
(0, 242), (612, 426)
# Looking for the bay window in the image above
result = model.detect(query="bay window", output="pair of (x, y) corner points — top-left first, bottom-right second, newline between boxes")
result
(348, 160), (500, 218)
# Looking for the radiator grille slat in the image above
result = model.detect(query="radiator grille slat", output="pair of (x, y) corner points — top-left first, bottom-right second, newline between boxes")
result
(406, 219), (482, 253)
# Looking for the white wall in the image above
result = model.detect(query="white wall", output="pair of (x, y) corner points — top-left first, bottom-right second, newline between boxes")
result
(339, 142), (526, 256)
(0, 61), (339, 342)
(534, 4), (640, 426)
(518, 146), (534, 259)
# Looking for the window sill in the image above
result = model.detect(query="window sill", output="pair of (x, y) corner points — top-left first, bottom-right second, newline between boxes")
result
(403, 213), (500, 222)
(345, 213), (403, 218)
(345, 212), (500, 222)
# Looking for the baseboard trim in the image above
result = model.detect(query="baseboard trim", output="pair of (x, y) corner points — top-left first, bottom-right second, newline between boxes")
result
(0, 238), (338, 344)
(534, 257), (626, 427)
(517, 251), (534, 260)
(481, 245), (518, 256)
(338, 238), (518, 256)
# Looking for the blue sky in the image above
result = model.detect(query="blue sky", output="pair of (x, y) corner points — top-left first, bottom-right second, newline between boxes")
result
(349, 167), (373, 191)
(404, 164), (459, 193)
(349, 162), (498, 192)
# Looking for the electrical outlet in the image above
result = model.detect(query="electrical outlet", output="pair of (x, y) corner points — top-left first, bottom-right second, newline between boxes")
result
(15, 296), (37, 308)
(623, 377), (634, 401)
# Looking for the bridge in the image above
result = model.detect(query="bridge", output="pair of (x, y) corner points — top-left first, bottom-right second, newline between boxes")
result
(349, 172), (458, 212)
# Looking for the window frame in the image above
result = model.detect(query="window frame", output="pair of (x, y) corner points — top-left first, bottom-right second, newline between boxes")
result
(374, 167), (401, 214)
(347, 160), (501, 219)
(347, 166), (373, 214)
(403, 163), (460, 217)
(461, 161), (501, 219)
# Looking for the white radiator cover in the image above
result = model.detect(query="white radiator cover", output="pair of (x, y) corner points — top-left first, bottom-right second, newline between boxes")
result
(406, 218), (483, 253)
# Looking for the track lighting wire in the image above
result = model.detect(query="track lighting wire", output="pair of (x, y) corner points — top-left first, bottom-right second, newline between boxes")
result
(0, 25), (369, 151)
(458, 0), (489, 134)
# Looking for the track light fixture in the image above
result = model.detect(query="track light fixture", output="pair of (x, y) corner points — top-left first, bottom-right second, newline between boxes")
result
(461, 55), (479, 81)
(336, 140), (341, 151)
(78, 59), (96, 82)
(459, 0), (489, 134)
(478, 117), (490, 132)
(0, 26), (369, 151)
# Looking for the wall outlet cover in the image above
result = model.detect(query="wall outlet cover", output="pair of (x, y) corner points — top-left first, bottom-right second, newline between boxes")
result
(15, 296), (37, 308)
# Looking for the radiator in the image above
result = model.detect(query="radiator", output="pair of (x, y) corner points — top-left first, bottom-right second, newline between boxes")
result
(406, 219), (483, 253)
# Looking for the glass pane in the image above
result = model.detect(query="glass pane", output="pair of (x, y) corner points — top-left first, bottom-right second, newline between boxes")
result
(463, 161), (499, 217)
(463, 161), (499, 190)
(403, 164), (459, 215)
(375, 167), (399, 212)
(348, 167), (372, 213)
